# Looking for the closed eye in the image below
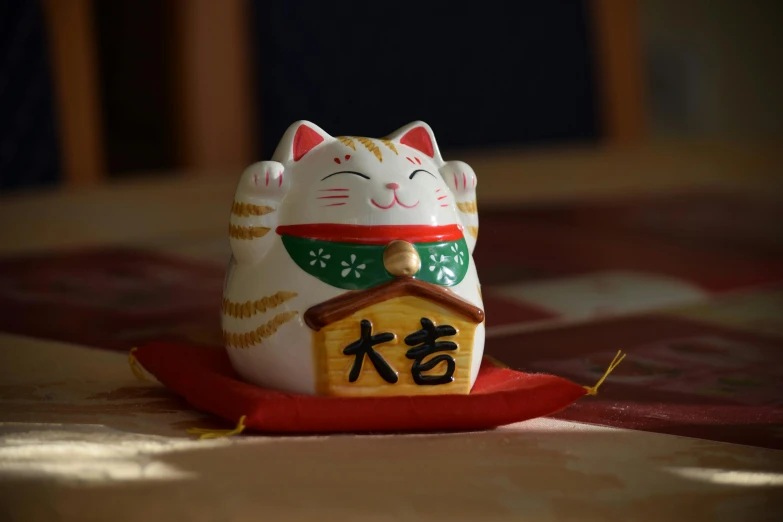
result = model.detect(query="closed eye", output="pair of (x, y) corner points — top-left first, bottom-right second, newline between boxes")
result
(409, 169), (436, 180)
(322, 171), (370, 181)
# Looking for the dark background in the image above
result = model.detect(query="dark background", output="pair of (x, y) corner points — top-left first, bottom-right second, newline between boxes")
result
(5, 1), (780, 193)
(0, 0), (60, 191)
(251, 1), (599, 158)
(0, 0), (599, 190)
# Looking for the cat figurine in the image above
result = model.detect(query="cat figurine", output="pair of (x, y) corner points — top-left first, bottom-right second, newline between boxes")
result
(222, 120), (484, 397)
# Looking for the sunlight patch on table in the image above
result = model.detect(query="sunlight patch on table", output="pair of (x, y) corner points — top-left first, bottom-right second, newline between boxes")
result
(665, 466), (783, 487)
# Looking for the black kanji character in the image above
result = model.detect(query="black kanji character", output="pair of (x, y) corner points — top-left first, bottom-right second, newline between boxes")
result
(404, 317), (457, 385)
(343, 319), (398, 383)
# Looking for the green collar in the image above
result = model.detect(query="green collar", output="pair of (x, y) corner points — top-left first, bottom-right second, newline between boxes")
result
(281, 235), (469, 290)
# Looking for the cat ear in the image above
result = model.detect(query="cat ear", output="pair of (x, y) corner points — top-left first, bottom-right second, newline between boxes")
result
(386, 121), (443, 164)
(272, 120), (333, 163)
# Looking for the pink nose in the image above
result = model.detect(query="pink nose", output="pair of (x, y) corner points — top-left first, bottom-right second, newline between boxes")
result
(386, 183), (400, 190)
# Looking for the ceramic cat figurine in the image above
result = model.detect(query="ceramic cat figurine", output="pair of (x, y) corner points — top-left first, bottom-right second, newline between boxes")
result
(223, 120), (484, 397)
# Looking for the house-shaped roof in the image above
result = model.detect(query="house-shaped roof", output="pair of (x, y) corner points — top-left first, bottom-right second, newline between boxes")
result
(304, 277), (485, 331)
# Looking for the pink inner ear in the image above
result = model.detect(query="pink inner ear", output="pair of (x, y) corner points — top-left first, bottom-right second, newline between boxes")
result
(399, 127), (434, 157)
(293, 124), (325, 161)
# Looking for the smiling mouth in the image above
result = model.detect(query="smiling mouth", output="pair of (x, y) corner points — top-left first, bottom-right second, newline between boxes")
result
(371, 194), (419, 209)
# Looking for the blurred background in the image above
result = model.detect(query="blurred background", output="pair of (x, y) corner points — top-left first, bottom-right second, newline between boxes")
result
(2, 0), (781, 192)
(1, 5), (783, 498)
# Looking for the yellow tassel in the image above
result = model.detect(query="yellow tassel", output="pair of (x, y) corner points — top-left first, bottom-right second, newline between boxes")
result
(583, 350), (626, 396)
(128, 347), (149, 381)
(484, 354), (509, 369)
(187, 415), (247, 439)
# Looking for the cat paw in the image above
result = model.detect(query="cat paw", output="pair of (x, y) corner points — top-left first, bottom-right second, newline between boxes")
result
(440, 161), (477, 199)
(236, 161), (288, 201)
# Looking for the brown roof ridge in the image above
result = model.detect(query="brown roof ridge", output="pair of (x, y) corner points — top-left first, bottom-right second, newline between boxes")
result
(304, 278), (485, 331)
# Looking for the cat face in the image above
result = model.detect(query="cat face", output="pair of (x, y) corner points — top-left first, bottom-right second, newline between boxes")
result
(274, 122), (463, 227)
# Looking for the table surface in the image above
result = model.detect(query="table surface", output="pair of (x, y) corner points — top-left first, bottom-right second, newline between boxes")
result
(1, 140), (782, 521)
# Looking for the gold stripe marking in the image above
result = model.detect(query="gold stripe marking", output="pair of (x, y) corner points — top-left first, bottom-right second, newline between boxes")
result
(467, 225), (479, 239)
(357, 137), (383, 162)
(336, 136), (356, 150)
(457, 201), (478, 214)
(379, 138), (398, 155)
(231, 201), (275, 217)
(229, 224), (270, 240)
(222, 291), (298, 319)
(224, 311), (299, 349)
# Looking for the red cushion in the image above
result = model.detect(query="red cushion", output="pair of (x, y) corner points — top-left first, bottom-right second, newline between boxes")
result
(135, 342), (588, 433)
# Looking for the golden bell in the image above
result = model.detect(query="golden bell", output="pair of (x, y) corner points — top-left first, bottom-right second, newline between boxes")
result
(383, 240), (421, 277)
